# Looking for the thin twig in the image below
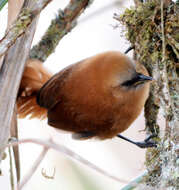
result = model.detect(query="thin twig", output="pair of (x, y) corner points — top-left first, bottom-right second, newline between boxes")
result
(3, 138), (128, 184)
(0, 0), (53, 59)
(9, 147), (15, 190)
(10, 106), (21, 182)
(30, 0), (92, 62)
(120, 171), (147, 190)
(17, 147), (49, 190)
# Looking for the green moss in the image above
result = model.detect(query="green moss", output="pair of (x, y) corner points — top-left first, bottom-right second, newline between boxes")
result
(14, 9), (33, 35)
(30, 0), (92, 62)
(118, 1), (178, 69)
(116, 1), (179, 188)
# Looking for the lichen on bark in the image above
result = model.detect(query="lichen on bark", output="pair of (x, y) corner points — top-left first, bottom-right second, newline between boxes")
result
(115, 1), (179, 189)
(29, 0), (93, 62)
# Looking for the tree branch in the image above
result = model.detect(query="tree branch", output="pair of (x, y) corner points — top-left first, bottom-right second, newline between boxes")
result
(116, 1), (179, 189)
(0, 0), (53, 60)
(7, 0), (24, 184)
(8, 146), (15, 190)
(10, 106), (21, 182)
(0, 0), (39, 161)
(30, 0), (93, 62)
(120, 171), (147, 190)
(17, 147), (49, 190)
(3, 138), (128, 185)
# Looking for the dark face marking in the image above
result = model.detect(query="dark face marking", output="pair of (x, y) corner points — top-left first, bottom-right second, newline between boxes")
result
(121, 73), (153, 88)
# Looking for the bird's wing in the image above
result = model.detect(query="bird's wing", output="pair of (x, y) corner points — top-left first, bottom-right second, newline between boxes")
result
(37, 64), (74, 109)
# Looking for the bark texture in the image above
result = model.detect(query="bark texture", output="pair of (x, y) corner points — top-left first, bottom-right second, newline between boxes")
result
(115, 0), (179, 189)
(0, 0), (39, 161)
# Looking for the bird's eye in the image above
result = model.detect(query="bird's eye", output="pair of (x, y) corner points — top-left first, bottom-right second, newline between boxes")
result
(122, 73), (153, 87)
(122, 75), (140, 87)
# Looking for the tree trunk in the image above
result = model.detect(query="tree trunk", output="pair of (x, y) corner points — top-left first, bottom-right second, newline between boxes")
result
(116, 0), (179, 189)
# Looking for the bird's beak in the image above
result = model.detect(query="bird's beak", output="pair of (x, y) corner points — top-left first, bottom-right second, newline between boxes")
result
(137, 74), (153, 82)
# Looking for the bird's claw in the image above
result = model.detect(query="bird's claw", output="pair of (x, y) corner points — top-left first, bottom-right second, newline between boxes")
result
(144, 134), (157, 142)
(135, 141), (157, 148)
(135, 134), (158, 148)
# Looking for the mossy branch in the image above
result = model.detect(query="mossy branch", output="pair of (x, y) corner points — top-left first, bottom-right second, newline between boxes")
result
(0, 0), (53, 60)
(0, 0), (39, 162)
(29, 0), (93, 62)
(115, 0), (179, 189)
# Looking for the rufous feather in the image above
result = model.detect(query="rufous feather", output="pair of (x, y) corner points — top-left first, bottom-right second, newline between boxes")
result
(17, 59), (52, 119)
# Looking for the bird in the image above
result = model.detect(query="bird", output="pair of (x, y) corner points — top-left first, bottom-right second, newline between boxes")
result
(17, 51), (156, 148)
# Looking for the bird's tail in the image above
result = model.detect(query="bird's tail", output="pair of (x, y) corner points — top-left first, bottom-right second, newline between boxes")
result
(17, 59), (52, 119)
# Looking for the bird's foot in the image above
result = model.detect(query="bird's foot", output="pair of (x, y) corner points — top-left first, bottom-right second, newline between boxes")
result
(117, 134), (157, 149)
(135, 134), (157, 148)
(124, 46), (134, 54)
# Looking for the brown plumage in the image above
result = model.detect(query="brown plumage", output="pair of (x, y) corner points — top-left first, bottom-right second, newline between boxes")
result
(18, 51), (153, 140)
(18, 59), (51, 119)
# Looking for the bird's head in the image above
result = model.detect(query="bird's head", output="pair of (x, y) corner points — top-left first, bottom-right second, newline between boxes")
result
(97, 51), (153, 90)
